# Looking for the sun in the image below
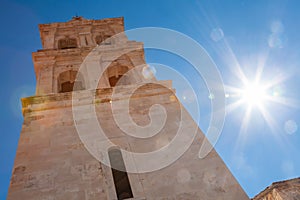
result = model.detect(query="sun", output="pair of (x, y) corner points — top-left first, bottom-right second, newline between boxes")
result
(225, 63), (290, 138)
(241, 82), (267, 108)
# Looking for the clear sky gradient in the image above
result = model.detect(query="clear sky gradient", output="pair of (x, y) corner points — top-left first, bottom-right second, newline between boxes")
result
(1, 0), (300, 199)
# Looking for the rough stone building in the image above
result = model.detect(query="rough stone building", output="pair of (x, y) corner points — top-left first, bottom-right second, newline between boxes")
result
(7, 17), (249, 200)
(252, 177), (300, 200)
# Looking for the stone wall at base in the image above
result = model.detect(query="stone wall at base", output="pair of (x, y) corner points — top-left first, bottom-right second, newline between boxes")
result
(8, 83), (249, 200)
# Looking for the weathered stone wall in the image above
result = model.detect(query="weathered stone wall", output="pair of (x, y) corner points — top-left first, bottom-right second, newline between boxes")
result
(39, 17), (125, 50)
(252, 178), (300, 200)
(32, 42), (146, 95)
(8, 82), (249, 199)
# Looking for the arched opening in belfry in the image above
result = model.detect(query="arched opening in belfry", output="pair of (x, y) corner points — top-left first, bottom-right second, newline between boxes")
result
(108, 148), (133, 200)
(95, 34), (111, 45)
(58, 37), (77, 49)
(57, 70), (85, 93)
(97, 55), (136, 88)
(107, 65), (130, 87)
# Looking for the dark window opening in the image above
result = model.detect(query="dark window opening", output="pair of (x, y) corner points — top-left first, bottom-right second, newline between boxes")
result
(109, 75), (123, 87)
(58, 38), (77, 49)
(85, 36), (88, 46)
(60, 81), (84, 93)
(57, 70), (85, 93)
(103, 35), (111, 45)
(95, 35), (111, 45)
(108, 149), (133, 200)
(61, 81), (73, 93)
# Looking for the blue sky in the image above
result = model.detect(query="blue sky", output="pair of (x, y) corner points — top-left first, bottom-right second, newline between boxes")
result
(1, 0), (300, 198)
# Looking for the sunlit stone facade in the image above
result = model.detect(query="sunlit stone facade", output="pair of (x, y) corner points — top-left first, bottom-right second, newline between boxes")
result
(252, 178), (300, 200)
(7, 17), (249, 200)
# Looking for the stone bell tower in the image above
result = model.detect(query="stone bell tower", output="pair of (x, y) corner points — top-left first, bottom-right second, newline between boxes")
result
(7, 17), (249, 200)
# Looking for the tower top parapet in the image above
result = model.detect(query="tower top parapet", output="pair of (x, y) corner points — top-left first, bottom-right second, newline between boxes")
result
(38, 17), (125, 50)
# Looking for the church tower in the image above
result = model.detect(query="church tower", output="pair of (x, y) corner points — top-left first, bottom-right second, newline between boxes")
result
(7, 17), (249, 200)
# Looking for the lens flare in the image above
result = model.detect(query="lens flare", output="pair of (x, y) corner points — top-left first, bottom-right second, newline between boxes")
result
(210, 28), (224, 42)
(284, 120), (298, 135)
(241, 82), (267, 107)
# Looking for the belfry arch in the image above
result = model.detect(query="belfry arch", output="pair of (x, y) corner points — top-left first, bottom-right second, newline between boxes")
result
(57, 70), (85, 93)
(106, 65), (130, 87)
(57, 37), (77, 49)
(98, 54), (138, 88)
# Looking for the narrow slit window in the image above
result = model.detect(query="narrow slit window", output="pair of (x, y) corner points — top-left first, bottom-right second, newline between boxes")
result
(108, 149), (133, 200)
